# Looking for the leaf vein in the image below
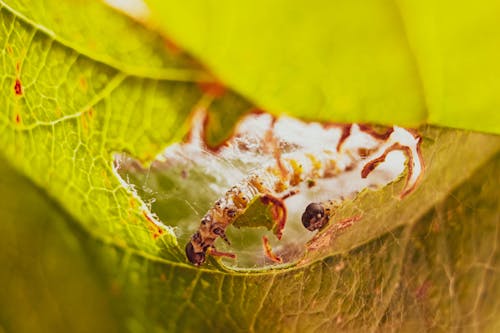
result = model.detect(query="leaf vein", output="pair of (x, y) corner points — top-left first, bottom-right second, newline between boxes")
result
(0, 1), (208, 82)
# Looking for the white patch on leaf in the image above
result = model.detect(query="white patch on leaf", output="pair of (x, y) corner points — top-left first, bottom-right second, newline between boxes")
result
(115, 112), (423, 268)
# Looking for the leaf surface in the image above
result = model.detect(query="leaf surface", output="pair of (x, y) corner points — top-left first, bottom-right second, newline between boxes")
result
(145, 0), (500, 134)
(1, 0), (500, 332)
(1, 136), (499, 332)
(1, 0), (220, 261)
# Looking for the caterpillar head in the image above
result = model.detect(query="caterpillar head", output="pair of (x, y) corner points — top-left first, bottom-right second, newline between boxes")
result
(185, 242), (206, 266)
(301, 202), (328, 231)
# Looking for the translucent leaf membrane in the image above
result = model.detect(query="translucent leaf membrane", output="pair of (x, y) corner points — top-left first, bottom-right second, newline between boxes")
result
(116, 112), (423, 268)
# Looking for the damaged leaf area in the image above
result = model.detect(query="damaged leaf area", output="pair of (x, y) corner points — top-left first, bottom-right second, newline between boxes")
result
(1, 0), (500, 332)
(0, 0), (249, 260)
(116, 113), (424, 268)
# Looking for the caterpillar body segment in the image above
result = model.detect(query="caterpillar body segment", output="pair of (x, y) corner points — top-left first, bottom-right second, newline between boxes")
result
(185, 149), (360, 265)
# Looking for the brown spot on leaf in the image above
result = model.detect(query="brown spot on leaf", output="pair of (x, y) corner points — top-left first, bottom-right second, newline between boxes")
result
(14, 79), (22, 95)
(6, 44), (13, 55)
(198, 81), (226, 98)
(81, 113), (88, 132)
(14, 113), (21, 125)
(129, 198), (136, 208)
(79, 76), (88, 92)
(142, 211), (165, 240)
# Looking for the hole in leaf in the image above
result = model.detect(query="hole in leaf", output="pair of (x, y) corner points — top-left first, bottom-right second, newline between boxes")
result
(114, 112), (423, 269)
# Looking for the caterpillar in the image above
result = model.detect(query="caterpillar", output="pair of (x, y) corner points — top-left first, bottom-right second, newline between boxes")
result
(185, 117), (423, 266)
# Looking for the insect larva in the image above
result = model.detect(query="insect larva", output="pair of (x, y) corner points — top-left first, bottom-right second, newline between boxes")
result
(185, 154), (343, 265)
(186, 122), (424, 265)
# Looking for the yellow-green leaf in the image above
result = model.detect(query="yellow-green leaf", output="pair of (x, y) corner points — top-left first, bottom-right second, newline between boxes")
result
(145, 0), (500, 134)
(1, 0), (500, 332)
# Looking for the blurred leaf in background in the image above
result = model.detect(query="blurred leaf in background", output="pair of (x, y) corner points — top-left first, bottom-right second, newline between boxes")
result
(146, 0), (500, 133)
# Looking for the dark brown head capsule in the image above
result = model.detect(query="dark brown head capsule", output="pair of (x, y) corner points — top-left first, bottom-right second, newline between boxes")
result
(185, 242), (206, 266)
(301, 202), (328, 231)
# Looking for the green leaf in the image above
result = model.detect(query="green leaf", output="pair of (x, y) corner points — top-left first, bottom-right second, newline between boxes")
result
(145, 0), (500, 134)
(2, 133), (500, 331)
(0, 157), (119, 333)
(0, 0), (214, 261)
(1, 0), (500, 332)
